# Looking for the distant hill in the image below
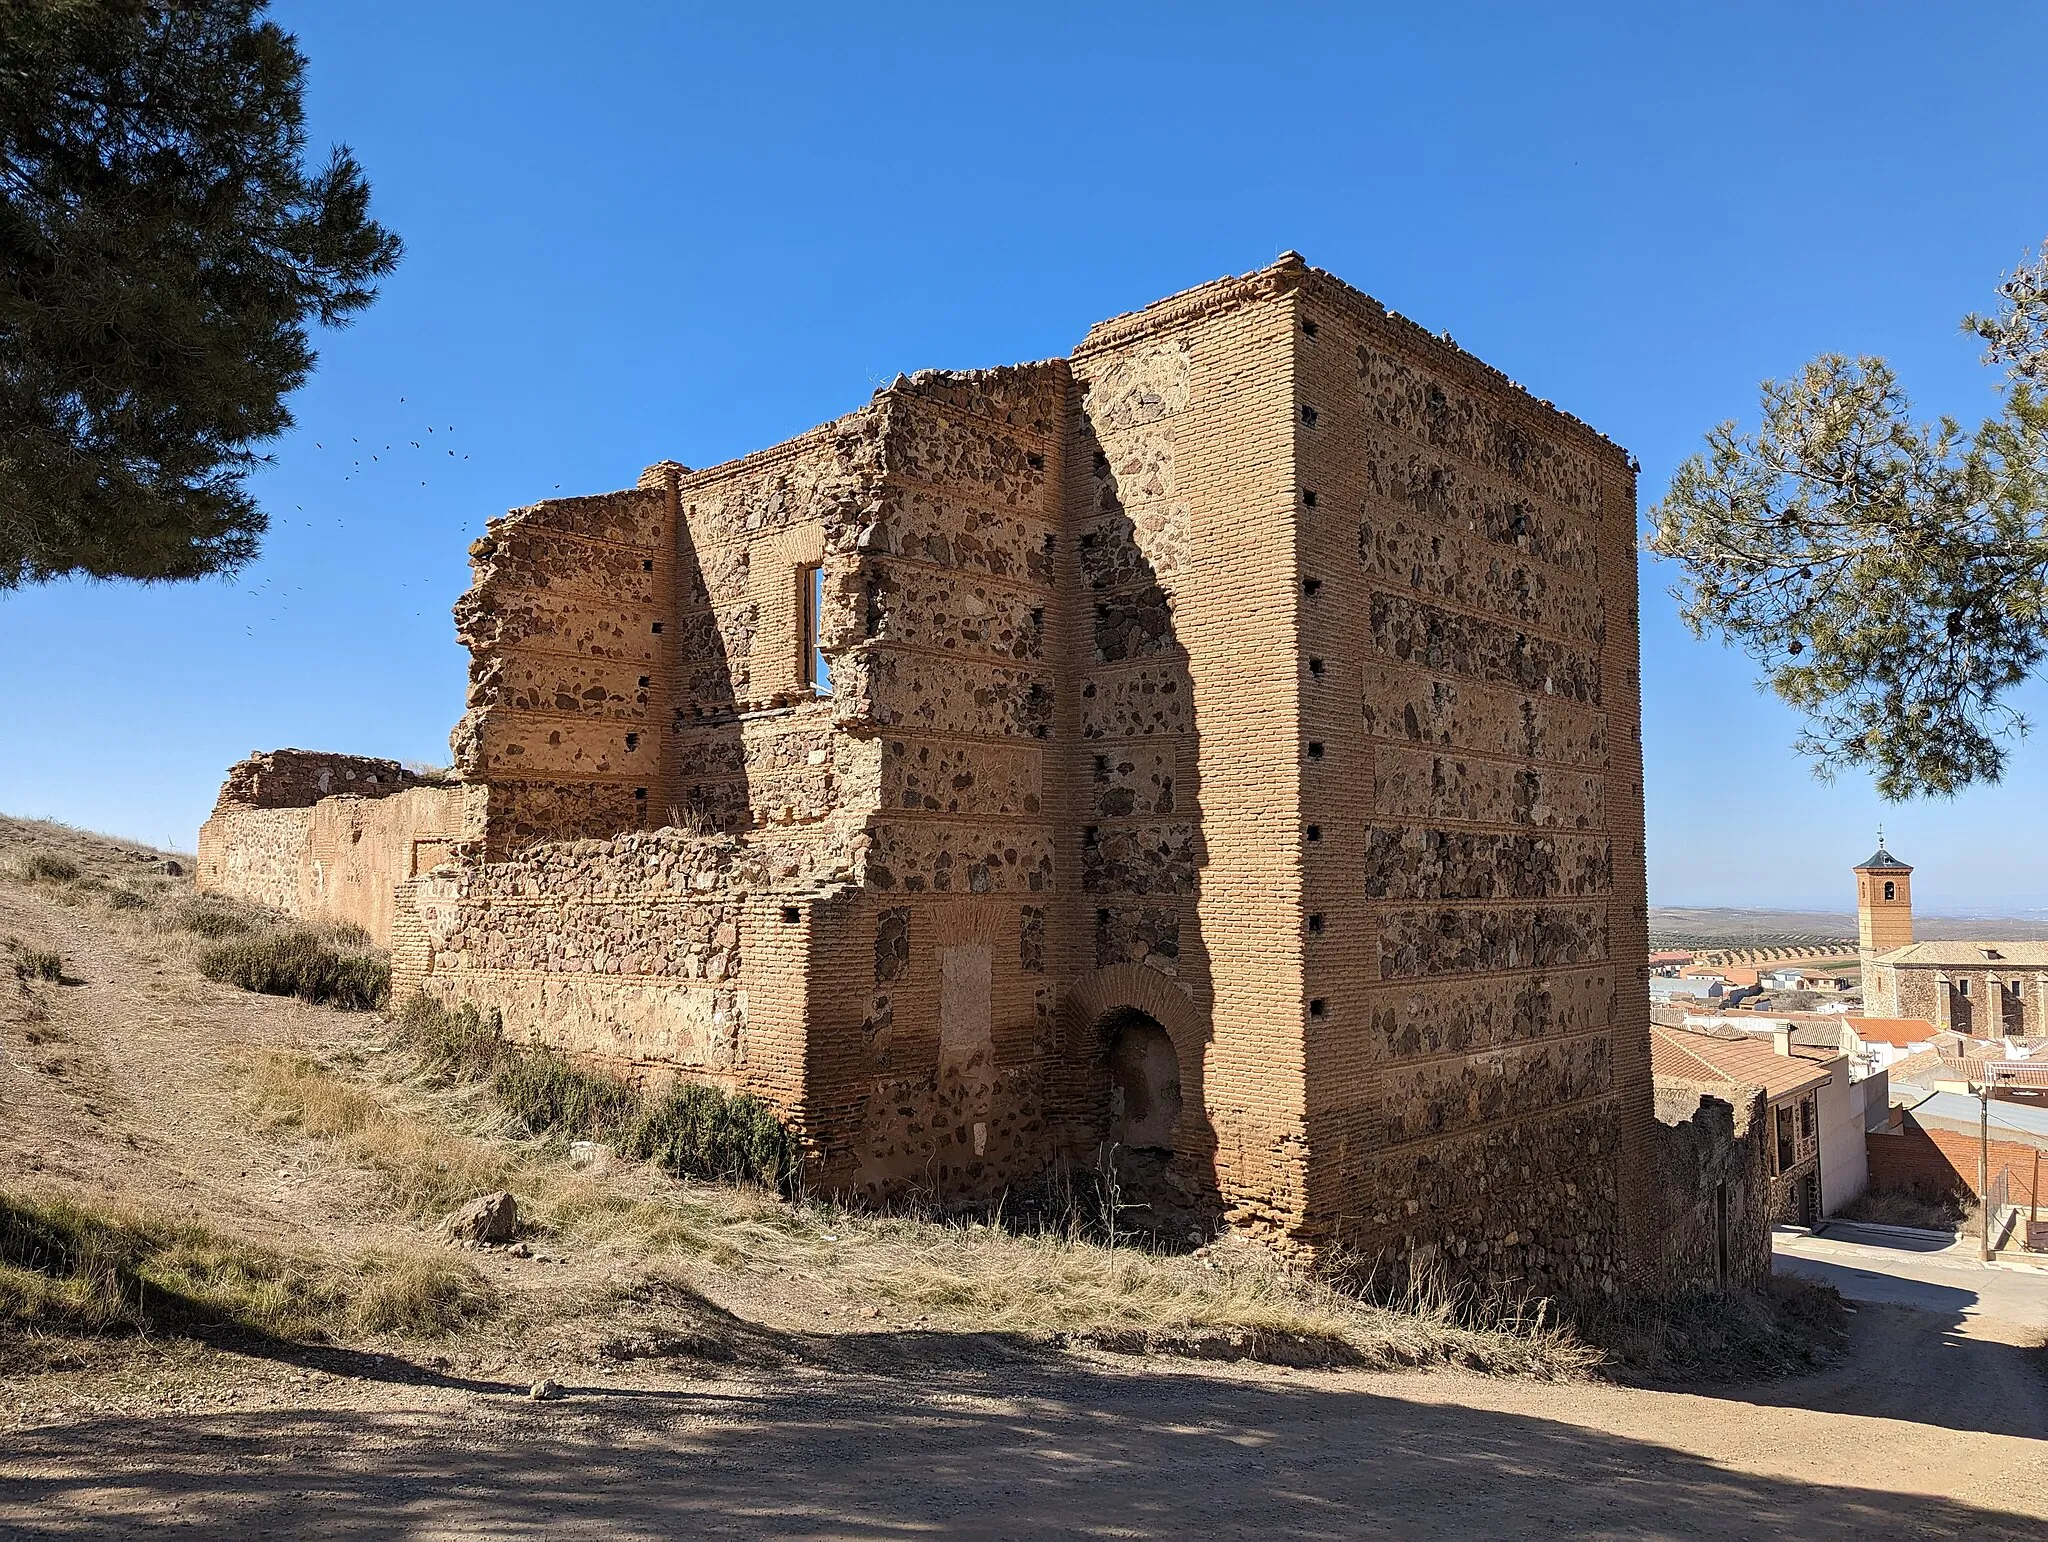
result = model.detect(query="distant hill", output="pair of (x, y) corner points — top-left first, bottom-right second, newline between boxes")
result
(1650, 906), (2048, 948)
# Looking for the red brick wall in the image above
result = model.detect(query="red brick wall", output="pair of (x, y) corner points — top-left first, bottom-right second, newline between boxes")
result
(1867, 1122), (2040, 1205)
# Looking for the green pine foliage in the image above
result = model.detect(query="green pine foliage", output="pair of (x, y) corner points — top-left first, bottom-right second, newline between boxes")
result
(1, 0), (401, 586)
(1651, 239), (2048, 800)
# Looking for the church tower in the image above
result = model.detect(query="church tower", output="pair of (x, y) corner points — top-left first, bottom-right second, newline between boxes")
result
(1855, 835), (1913, 989)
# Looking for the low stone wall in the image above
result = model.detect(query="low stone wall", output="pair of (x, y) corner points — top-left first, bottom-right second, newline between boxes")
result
(1648, 1080), (1771, 1293)
(197, 751), (477, 945)
(399, 828), (846, 1115)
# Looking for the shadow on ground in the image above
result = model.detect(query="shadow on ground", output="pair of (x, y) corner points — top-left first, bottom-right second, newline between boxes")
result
(2, 1343), (2040, 1538)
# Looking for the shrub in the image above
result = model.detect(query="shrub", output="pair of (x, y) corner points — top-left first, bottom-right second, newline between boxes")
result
(177, 902), (255, 939)
(14, 949), (62, 983)
(14, 852), (78, 883)
(494, 1050), (642, 1144)
(198, 929), (389, 1010)
(625, 1082), (801, 1192)
(396, 995), (510, 1081)
(106, 888), (149, 911)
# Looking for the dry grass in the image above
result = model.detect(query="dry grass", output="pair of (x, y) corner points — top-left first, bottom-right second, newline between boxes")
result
(243, 1052), (516, 1216)
(198, 928), (388, 1010)
(241, 1049), (1601, 1376)
(0, 1190), (495, 1349)
(1836, 1184), (1971, 1233)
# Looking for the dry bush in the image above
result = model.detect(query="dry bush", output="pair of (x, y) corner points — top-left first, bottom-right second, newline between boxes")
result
(10, 851), (79, 884)
(0, 1189), (493, 1344)
(198, 928), (389, 1010)
(1836, 1183), (1969, 1232)
(174, 901), (256, 939)
(13, 947), (62, 983)
(396, 995), (799, 1186)
(1575, 1275), (1847, 1385)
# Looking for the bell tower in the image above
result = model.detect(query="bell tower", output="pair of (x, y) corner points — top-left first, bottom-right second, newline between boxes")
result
(1855, 832), (1914, 966)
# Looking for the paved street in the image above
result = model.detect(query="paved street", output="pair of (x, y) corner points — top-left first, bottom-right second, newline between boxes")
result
(1777, 1223), (2048, 1329)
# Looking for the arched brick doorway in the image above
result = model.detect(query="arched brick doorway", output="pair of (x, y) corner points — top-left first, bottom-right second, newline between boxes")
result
(1104, 1006), (1182, 1152)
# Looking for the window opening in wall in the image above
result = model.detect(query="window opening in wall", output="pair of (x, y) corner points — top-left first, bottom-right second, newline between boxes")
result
(642, 559), (654, 573)
(1306, 825), (1322, 842)
(1959, 978), (1970, 997)
(1883, 880), (1896, 900)
(1093, 450), (1108, 471)
(781, 906), (800, 924)
(1303, 578), (1322, 597)
(800, 563), (832, 695)
(1302, 317), (1319, 338)
(1094, 755), (1109, 774)
(634, 787), (647, 801)
(1308, 913), (1325, 934)
(638, 676), (650, 688)
(1308, 657), (1325, 677)
(1307, 742), (1324, 760)
(1309, 999), (1327, 1018)
(625, 733), (639, 751)
(1302, 489), (1318, 507)
(1026, 451), (1044, 471)
(1300, 404), (1319, 427)
(651, 622), (663, 634)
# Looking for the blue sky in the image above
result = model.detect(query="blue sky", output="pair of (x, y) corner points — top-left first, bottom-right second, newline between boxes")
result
(5, 1), (2046, 914)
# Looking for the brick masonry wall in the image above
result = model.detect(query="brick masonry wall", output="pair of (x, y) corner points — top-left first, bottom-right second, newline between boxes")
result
(805, 364), (1068, 1203)
(1069, 273), (1306, 1239)
(1867, 1118), (2041, 1206)
(451, 486), (676, 854)
(407, 829), (838, 1107)
(198, 757), (478, 946)
(1289, 259), (1644, 1296)
(208, 257), (1662, 1296)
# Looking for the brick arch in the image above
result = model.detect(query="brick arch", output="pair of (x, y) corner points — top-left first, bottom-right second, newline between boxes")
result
(1061, 963), (1207, 1064)
(1060, 963), (1221, 1224)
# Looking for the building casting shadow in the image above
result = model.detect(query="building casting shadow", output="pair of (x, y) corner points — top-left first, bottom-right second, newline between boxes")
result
(1058, 394), (1223, 1237)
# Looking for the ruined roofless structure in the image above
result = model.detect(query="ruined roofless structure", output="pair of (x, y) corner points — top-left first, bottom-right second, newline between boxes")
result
(200, 255), (1654, 1294)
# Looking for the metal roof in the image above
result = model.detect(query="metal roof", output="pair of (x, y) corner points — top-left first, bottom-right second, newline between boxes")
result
(1903, 1090), (2048, 1146)
(1857, 845), (1911, 870)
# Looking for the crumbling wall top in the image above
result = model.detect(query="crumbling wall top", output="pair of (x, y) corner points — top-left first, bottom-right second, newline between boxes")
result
(212, 749), (447, 813)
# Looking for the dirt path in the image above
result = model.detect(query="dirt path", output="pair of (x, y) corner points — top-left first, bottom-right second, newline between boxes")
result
(3, 1302), (2044, 1539)
(0, 829), (394, 1257)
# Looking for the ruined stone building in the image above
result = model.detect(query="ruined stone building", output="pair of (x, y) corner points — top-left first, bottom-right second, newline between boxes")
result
(1857, 842), (2048, 1036)
(201, 255), (1656, 1296)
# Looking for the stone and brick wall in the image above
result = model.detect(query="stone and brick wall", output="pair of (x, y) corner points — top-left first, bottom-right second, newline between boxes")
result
(197, 751), (477, 944)
(1648, 1082), (1772, 1293)
(451, 487), (676, 855)
(199, 256), (1669, 1299)
(1286, 262), (1646, 1295)
(1881, 963), (2046, 1037)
